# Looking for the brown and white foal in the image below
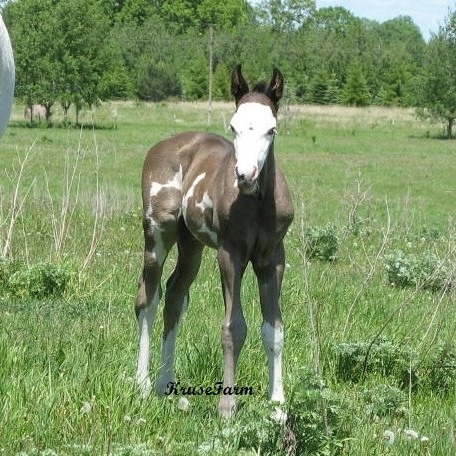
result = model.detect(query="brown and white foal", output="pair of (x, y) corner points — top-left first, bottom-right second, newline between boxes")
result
(135, 65), (294, 418)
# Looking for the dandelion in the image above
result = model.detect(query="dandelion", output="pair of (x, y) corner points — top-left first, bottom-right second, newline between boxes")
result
(135, 417), (146, 426)
(80, 402), (92, 414)
(178, 397), (190, 411)
(404, 429), (419, 441)
(383, 430), (395, 445)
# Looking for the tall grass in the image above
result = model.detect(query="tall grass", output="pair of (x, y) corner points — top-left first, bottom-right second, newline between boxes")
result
(1, 101), (455, 454)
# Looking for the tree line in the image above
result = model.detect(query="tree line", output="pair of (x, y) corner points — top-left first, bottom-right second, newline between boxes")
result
(2, 0), (456, 136)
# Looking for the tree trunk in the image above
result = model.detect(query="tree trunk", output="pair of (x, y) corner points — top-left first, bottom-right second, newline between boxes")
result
(447, 119), (454, 139)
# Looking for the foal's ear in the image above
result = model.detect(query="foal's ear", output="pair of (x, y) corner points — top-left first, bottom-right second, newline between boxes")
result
(267, 67), (284, 108)
(231, 64), (249, 106)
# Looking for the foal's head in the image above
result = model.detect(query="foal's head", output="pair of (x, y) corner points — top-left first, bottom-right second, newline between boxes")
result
(230, 65), (284, 195)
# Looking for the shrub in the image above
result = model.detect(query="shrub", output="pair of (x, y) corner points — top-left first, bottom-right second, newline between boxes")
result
(384, 250), (451, 292)
(362, 384), (406, 418)
(1, 261), (73, 299)
(425, 343), (456, 395)
(198, 404), (282, 455)
(305, 224), (339, 262)
(334, 339), (415, 384)
(0, 258), (19, 295)
(286, 372), (351, 455)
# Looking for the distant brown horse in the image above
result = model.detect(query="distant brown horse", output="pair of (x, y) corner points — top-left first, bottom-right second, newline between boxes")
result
(135, 65), (294, 418)
(0, 14), (15, 137)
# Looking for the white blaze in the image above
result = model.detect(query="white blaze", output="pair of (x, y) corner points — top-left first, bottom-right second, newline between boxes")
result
(0, 14), (15, 137)
(230, 103), (276, 182)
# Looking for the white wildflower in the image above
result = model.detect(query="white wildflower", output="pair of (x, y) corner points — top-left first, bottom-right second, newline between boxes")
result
(123, 415), (132, 424)
(420, 435), (430, 445)
(178, 397), (190, 411)
(383, 430), (395, 445)
(135, 417), (146, 426)
(404, 429), (419, 441)
(80, 402), (92, 414)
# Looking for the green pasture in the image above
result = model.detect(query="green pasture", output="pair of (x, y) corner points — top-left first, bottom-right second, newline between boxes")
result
(0, 101), (455, 455)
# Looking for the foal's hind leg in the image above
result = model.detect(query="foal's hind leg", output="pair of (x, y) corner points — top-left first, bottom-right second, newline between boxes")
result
(156, 223), (203, 394)
(135, 205), (178, 396)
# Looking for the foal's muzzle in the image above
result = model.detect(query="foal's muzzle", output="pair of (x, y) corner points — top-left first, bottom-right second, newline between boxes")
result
(236, 166), (259, 195)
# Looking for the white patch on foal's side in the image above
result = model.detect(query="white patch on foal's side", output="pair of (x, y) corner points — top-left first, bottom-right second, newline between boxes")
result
(150, 165), (183, 197)
(194, 191), (217, 245)
(182, 172), (206, 219)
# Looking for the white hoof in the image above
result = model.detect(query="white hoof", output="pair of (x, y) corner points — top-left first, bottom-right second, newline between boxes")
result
(138, 377), (152, 398)
(271, 405), (287, 424)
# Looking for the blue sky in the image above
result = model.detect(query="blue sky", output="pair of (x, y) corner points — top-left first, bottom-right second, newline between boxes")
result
(315, 0), (454, 40)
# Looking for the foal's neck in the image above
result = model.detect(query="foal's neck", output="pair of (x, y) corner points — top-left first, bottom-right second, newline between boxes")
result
(257, 142), (276, 200)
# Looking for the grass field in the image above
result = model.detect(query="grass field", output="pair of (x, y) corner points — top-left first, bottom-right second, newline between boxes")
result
(1, 101), (455, 455)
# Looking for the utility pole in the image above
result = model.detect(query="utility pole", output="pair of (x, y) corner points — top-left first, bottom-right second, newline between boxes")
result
(207, 23), (214, 126)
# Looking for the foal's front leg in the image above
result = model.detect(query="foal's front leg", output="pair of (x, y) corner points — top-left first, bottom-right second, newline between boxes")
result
(217, 244), (247, 418)
(253, 242), (286, 408)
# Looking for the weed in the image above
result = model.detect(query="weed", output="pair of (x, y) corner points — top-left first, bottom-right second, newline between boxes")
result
(425, 343), (456, 395)
(286, 372), (351, 456)
(384, 250), (452, 292)
(1, 261), (73, 299)
(305, 224), (339, 262)
(362, 384), (406, 418)
(333, 339), (415, 383)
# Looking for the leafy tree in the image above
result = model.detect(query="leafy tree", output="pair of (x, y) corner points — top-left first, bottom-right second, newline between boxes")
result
(5, 0), (116, 123)
(257, 0), (316, 33)
(5, 0), (58, 120)
(416, 11), (456, 138)
(53, 0), (113, 122)
(197, 0), (252, 31)
(371, 16), (425, 106)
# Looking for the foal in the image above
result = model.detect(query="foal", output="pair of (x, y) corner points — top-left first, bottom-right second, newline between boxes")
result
(135, 65), (294, 418)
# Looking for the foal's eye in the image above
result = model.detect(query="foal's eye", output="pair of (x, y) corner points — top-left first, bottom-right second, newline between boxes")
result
(230, 125), (237, 135)
(268, 128), (277, 136)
